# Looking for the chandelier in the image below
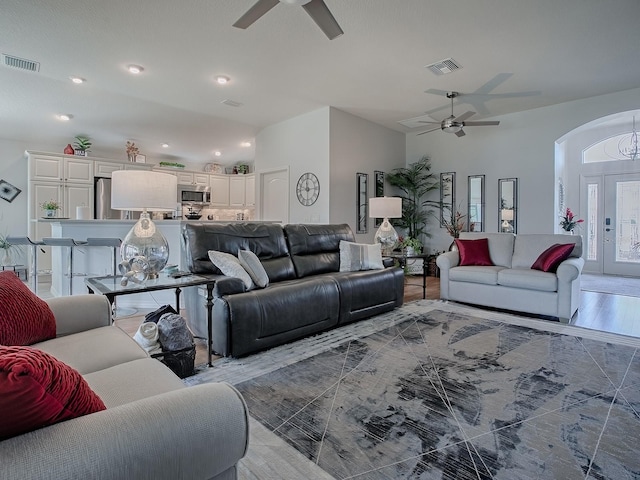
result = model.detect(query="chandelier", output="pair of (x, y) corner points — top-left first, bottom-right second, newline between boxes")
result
(618, 116), (639, 160)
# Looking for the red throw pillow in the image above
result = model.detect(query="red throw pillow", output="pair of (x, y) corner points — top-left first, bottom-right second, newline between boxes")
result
(0, 345), (106, 439)
(0, 271), (56, 345)
(531, 243), (575, 272)
(454, 238), (494, 266)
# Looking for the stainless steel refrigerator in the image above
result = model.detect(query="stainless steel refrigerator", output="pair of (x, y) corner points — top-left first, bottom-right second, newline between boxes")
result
(95, 177), (139, 219)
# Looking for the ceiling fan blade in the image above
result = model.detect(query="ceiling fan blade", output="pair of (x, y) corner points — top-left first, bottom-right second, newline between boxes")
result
(464, 121), (501, 126)
(416, 127), (441, 136)
(454, 111), (475, 123)
(455, 129), (466, 137)
(233, 0), (280, 29)
(302, 0), (344, 39)
(417, 120), (441, 124)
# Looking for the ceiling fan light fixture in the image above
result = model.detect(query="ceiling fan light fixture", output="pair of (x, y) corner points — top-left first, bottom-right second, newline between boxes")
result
(443, 124), (462, 133)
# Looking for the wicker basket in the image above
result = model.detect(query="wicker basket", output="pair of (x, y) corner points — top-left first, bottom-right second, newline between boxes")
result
(152, 345), (196, 378)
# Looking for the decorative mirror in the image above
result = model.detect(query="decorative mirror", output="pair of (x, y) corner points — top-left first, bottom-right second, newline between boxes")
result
(440, 172), (455, 226)
(499, 178), (518, 233)
(467, 175), (485, 232)
(356, 172), (368, 234)
(374, 170), (384, 227)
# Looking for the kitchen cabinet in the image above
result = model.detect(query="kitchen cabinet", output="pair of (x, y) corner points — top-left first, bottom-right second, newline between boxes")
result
(95, 161), (122, 177)
(229, 174), (255, 207)
(209, 175), (230, 206)
(30, 153), (93, 184)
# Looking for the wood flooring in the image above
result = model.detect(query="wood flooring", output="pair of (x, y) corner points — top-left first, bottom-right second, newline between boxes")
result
(115, 274), (640, 368)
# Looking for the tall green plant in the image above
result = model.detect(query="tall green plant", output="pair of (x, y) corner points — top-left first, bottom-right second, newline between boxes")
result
(386, 156), (439, 241)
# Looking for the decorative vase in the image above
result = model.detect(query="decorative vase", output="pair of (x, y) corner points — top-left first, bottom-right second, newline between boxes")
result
(405, 246), (416, 256)
(64, 144), (74, 155)
(45, 209), (56, 218)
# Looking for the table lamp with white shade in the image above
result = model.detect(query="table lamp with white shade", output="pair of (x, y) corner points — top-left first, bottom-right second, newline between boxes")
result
(501, 208), (514, 232)
(111, 170), (177, 279)
(369, 196), (402, 255)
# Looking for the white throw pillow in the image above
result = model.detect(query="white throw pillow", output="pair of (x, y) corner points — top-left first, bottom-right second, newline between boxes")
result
(339, 241), (384, 272)
(208, 250), (254, 290)
(238, 249), (269, 288)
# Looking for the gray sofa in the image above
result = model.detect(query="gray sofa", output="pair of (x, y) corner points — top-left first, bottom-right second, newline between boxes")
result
(1, 294), (249, 480)
(182, 223), (405, 357)
(436, 232), (584, 321)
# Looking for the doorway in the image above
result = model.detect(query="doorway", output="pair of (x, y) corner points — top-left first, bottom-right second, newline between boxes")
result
(603, 174), (640, 275)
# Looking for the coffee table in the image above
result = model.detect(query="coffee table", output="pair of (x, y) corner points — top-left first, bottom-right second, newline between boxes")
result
(85, 274), (217, 366)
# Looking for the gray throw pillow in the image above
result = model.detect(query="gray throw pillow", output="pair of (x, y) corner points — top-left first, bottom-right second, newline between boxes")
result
(238, 249), (269, 288)
(339, 241), (384, 272)
(208, 250), (254, 290)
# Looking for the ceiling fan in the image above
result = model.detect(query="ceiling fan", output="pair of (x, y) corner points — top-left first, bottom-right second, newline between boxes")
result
(233, 0), (344, 40)
(417, 92), (500, 137)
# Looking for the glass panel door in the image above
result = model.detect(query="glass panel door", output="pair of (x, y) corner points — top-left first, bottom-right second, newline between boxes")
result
(603, 174), (640, 276)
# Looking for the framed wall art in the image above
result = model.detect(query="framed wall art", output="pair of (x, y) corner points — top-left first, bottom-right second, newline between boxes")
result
(0, 179), (21, 203)
(356, 172), (368, 234)
(374, 170), (384, 227)
(440, 172), (455, 226)
(467, 175), (485, 232)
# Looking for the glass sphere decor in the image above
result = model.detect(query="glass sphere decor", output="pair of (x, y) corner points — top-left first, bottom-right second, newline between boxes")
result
(120, 212), (169, 279)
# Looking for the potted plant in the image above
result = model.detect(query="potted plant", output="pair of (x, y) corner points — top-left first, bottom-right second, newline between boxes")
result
(40, 199), (61, 217)
(386, 156), (440, 248)
(559, 207), (583, 234)
(0, 234), (22, 266)
(400, 236), (423, 256)
(441, 208), (467, 250)
(74, 135), (92, 155)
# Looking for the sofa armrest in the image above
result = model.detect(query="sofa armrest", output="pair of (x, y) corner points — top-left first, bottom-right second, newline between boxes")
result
(0, 383), (249, 480)
(214, 276), (247, 296)
(436, 251), (459, 300)
(556, 257), (585, 282)
(46, 294), (112, 337)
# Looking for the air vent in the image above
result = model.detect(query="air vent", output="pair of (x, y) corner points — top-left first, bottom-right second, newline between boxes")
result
(425, 57), (461, 76)
(2, 53), (40, 72)
(221, 99), (243, 107)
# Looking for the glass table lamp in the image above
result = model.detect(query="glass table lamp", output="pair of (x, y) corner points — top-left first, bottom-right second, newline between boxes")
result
(501, 208), (514, 233)
(111, 170), (177, 278)
(369, 197), (402, 255)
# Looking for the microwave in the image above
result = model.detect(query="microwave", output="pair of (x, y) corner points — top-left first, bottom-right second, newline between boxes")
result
(178, 184), (211, 205)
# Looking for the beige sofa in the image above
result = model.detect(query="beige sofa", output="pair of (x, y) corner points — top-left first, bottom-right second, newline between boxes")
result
(436, 232), (584, 322)
(0, 294), (249, 480)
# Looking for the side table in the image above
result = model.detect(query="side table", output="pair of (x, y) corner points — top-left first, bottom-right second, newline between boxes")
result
(385, 252), (430, 299)
(85, 274), (217, 367)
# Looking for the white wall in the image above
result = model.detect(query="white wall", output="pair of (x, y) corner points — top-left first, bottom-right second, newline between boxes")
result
(407, 87), (640, 253)
(255, 108), (330, 224)
(329, 108), (406, 242)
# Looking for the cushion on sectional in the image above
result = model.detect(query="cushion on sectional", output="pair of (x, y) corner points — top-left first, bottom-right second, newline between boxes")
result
(0, 271), (56, 346)
(455, 238), (494, 266)
(531, 243), (575, 273)
(238, 249), (269, 288)
(0, 345), (106, 439)
(208, 250), (254, 290)
(339, 241), (384, 272)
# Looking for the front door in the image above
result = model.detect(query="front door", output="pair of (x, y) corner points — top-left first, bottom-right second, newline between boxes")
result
(603, 173), (640, 276)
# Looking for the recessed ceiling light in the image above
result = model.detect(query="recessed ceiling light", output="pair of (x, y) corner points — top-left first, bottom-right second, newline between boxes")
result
(161, 143), (170, 148)
(240, 141), (252, 147)
(56, 114), (73, 121)
(69, 76), (85, 84)
(215, 75), (230, 85)
(127, 64), (144, 74)
(214, 151), (222, 157)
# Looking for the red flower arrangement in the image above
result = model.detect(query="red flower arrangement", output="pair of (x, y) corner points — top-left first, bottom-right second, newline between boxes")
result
(559, 207), (583, 232)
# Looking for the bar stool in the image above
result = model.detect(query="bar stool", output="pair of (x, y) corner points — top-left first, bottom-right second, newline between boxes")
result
(85, 238), (122, 277)
(42, 237), (87, 295)
(5, 236), (45, 294)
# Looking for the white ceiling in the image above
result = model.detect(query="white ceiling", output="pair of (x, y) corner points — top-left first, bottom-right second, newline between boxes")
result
(2, 0), (639, 165)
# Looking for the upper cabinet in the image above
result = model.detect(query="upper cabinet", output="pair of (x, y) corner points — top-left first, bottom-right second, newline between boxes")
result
(229, 174), (255, 207)
(30, 154), (93, 184)
(209, 175), (230, 207)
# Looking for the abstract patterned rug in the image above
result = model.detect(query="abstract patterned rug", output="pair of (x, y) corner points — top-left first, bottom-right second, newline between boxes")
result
(187, 301), (640, 479)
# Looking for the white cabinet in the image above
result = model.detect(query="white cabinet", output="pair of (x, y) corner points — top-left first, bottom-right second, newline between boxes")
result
(30, 154), (93, 183)
(194, 173), (209, 186)
(229, 174), (255, 207)
(171, 171), (208, 185)
(175, 171), (194, 184)
(124, 163), (153, 171)
(245, 174), (255, 207)
(209, 175), (230, 206)
(95, 161), (122, 178)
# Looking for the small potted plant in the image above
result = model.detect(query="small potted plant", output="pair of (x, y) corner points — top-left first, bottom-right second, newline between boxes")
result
(0, 234), (22, 266)
(74, 135), (92, 155)
(559, 207), (583, 234)
(400, 236), (423, 256)
(40, 199), (62, 217)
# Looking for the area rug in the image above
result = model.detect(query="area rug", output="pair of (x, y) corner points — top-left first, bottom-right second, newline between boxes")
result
(187, 301), (640, 480)
(581, 273), (640, 298)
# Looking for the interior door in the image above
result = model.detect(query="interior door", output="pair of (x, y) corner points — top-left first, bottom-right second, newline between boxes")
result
(260, 168), (289, 223)
(603, 173), (640, 276)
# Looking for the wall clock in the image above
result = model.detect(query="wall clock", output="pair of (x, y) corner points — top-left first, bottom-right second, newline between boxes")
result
(296, 172), (320, 206)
